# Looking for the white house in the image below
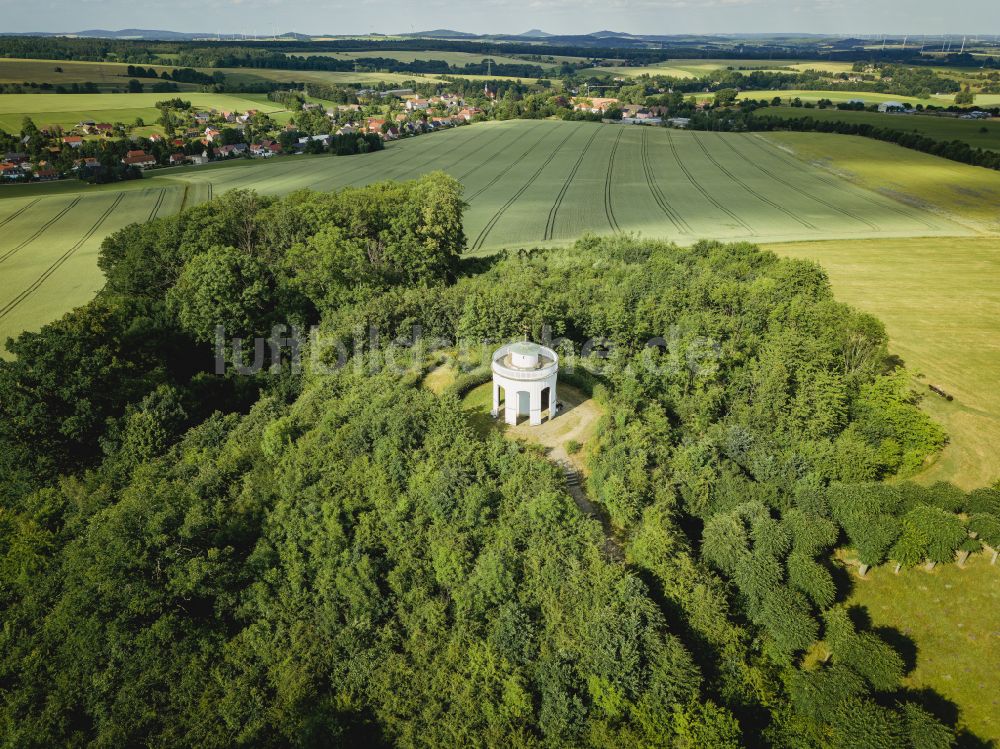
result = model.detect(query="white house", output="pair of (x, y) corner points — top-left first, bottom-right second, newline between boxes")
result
(491, 342), (558, 426)
(877, 101), (906, 112)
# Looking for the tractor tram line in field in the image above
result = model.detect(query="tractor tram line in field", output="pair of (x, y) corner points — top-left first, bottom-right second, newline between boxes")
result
(715, 135), (880, 232)
(0, 193), (125, 321)
(146, 188), (167, 222)
(692, 132), (817, 231)
(603, 129), (624, 234)
(465, 124), (557, 203)
(544, 124), (603, 241)
(640, 129), (692, 235)
(0, 197), (82, 265)
(471, 125), (579, 251)
(387, 122), (516, 186)
(0, 198), (41, 230)
(664, 129), (756, 236)
(455, 124), (537, 182)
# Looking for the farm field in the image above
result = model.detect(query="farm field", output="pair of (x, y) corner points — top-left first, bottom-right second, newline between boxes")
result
(740, 89), (1000, 106)
(757, 105), (1000, 151)
(768, 236), (1000, 490)
(762, 131), (1000, 231)
(0, 92), (285, 132)
(840, 551), (1000, 745)
(0, 57), (205, 92)
(584, 58), (853, 78)
(0, 120), (987, 353)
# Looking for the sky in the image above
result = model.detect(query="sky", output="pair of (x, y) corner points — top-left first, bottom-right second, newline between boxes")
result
(1, 0), (997, 37)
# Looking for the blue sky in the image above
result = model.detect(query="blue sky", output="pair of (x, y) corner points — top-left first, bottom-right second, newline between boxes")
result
(1, 0), (996, 36)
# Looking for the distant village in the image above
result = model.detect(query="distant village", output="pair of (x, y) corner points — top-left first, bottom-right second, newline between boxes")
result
(0, 86), (691, 184)
(0, 90), (489, 184)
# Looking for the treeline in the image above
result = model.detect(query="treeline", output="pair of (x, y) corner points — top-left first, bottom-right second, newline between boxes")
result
(125, 65), (223, 85)
(750, 112), (1000, 171)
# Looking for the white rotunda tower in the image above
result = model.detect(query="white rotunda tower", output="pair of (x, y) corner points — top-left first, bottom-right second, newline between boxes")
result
(491, 341), (558, 426)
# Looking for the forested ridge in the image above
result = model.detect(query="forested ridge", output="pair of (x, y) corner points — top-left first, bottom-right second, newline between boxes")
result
(1, 176), (996, 747)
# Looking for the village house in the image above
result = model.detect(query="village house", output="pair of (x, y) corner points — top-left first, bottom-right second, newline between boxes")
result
(61, 136), (84, 148)
(122, 150), (156, 168)
(572, 97), (620, 114)
(204, 128), (222, 142)
(457, 107), (482, 122)
(250, 141), (281, 157)
(168, 153), (187, 165)
(405, 98), (430, 112)
(217, 143), (248, 157)
(73, 157), (100, 170)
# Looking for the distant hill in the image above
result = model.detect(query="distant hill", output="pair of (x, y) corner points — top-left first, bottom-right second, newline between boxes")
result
(0, 28), (311, 41)
(405, 29), (479, 38)
(517, 29), (553, 38)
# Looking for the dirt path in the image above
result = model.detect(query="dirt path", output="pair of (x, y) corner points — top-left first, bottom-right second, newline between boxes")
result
(557, 459), (624, 562)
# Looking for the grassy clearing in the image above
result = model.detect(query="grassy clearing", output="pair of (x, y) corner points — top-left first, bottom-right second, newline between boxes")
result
(840, 551), (1000, 745)
(0, 92), (285, 132)
(461, 381), (603, 471)
(0, 120), (988, 350)
(757, 106), (1000, 151)
(766, 236), (1000, 490)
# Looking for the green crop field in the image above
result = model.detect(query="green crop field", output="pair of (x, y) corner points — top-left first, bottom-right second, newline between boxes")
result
(756, 106), (1000, 151)
(0, 92), (285, 132)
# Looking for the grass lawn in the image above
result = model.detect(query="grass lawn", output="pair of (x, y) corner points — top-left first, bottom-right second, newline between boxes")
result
(842, 552), (1000, 745)
(0, 92), (286, 132)
(461, 381), (603, 471)
(757, 106), (1000, 151)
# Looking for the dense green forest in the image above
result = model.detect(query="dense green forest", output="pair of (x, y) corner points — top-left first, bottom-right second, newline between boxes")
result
(1, 175), (996, 747)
